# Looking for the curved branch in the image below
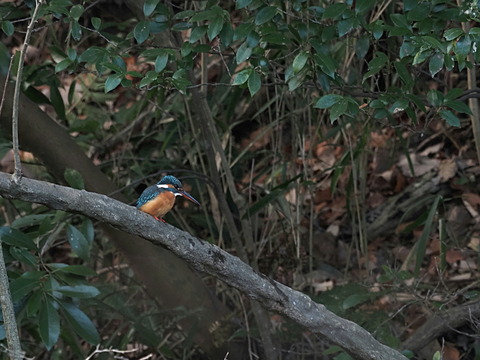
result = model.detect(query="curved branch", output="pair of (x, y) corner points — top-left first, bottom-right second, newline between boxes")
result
(0, 173), (407, 360)
(401, 301), (480, 354)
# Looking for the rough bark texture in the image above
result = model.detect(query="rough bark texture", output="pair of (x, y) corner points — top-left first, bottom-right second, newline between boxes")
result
(0, 173), (408, 360)
(401, 301), (480, 357)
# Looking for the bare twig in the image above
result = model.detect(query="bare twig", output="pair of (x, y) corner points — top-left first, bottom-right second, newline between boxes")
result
(11, 0), (43, 183)
(0, 242), (23, 360)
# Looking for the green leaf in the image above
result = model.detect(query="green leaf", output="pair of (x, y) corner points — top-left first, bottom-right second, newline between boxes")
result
(444, 100), (471, 114)
(329, 99), (348, 122)
(399, 41), (415, 58)
(54, 58), (71, 73)
(81, 219), (94, 245)
(67, 225), (90, 261)
(69, 4), (84, 21)
(414, 196), (442, 275)
(292, 51), (309, 73)
(173, 10), (195, 20)
(371, 20), (384, 40)
(445, 88), (463, 101)
(455, 35), (472, 56)
(355, 0), (374, 14)
(314, 94), (343, 109)
(406, 2), (430, 21)
(343, 292), (375, 309)
(60, 302), (100, 344)
(143, 0), (159, 16)
(236, 41), (252, 63)
(287, 69), (306, 91)
(232, 68), (251, 85)
(338, 17), (357, 37)
(427, 89), (443, 107)
(64, 168), (85, 189)
(57, 285), (100, 299)
(139, 70), (158, 88)
(71, 21), (82, 41)
(191, 9), (216, 22)
(444, 28), (463, 41)
(154, 53), (168, 73)
(26, 290), (43, 317)
(394, 60), (414, 88)
(255, 6), (277, 25)
(420, 36), (445, 52)
(67, 48), (77, 61)
(91, 17), (101, 30)
(39, 297), (60, 350)
(78, 47), (105, 63)
(323, 3), (348, 20)
(389, 99), (409, 113)
(48, 263), (97, 277)
(233, 23), (254, 41)
(1, 21), (14, 36)
(412, 49), (431, 65)
(313, 53), (336, 79)
(189, 25), (207, 43)
(172, 22), (192, 31)
(10, 272), (44, 301)
(363, 52), (388, 81)
(439, 109), (461, 127)
(207, 16), (224, 41)
(0, 227), (36, 250)
(429, 53), (444, 78)
(248, 71), (261, 96)
(219, 22), (233, 46)
(246, 31), (260, 47)
(10, 247), (37, 266)
(355, 36), (369, 59)
(104, 74), (122, 93)
(389, 13), (411, 32)
(50, 85), (66, 121)
(134, 21), (150, 44)
(12, 214), (53, 229)
(236, 0), (253, 9)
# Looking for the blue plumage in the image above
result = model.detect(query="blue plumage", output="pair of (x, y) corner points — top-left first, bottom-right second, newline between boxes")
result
(158, 175), (183, 188)
(136, 186), (161, 208)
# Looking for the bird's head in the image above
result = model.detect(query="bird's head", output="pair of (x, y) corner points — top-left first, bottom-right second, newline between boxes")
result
(157, 175), (200, 205)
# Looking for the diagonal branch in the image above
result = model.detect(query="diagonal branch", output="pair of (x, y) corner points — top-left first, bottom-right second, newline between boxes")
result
(0, 172), (407, 360)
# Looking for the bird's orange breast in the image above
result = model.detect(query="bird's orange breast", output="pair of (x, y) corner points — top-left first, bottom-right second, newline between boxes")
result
(138, 191), (176, 218)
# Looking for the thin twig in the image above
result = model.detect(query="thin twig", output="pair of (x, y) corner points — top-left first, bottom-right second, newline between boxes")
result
(0, 240), (23, 360)
(11, 0), (43, 183)
(0, 55), (14, 123)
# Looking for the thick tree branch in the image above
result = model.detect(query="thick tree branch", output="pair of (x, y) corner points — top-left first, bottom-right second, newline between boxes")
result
(401, 301), (480, 355)
(0, 173), (407, 360)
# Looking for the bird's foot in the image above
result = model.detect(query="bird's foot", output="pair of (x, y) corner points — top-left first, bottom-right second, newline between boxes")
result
(154, 216), (166, 223)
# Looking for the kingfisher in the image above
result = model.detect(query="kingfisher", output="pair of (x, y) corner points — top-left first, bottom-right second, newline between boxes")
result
(136, 175), (200, 222)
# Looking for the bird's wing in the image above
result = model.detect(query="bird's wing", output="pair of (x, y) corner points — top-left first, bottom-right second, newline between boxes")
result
(136, 186), (159, 208)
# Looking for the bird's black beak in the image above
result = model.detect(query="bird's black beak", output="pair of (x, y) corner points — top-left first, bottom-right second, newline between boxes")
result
(180, 190), (200, 205)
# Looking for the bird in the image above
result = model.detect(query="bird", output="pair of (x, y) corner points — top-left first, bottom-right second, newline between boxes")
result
(136, 175), (200, 222)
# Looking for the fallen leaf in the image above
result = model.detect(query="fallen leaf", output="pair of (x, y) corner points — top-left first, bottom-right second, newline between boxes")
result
(398, 154), (440, 177)
(445, 249), (465, 264)
(438, 158), (457, 182)
(467, 234), (480, 251)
